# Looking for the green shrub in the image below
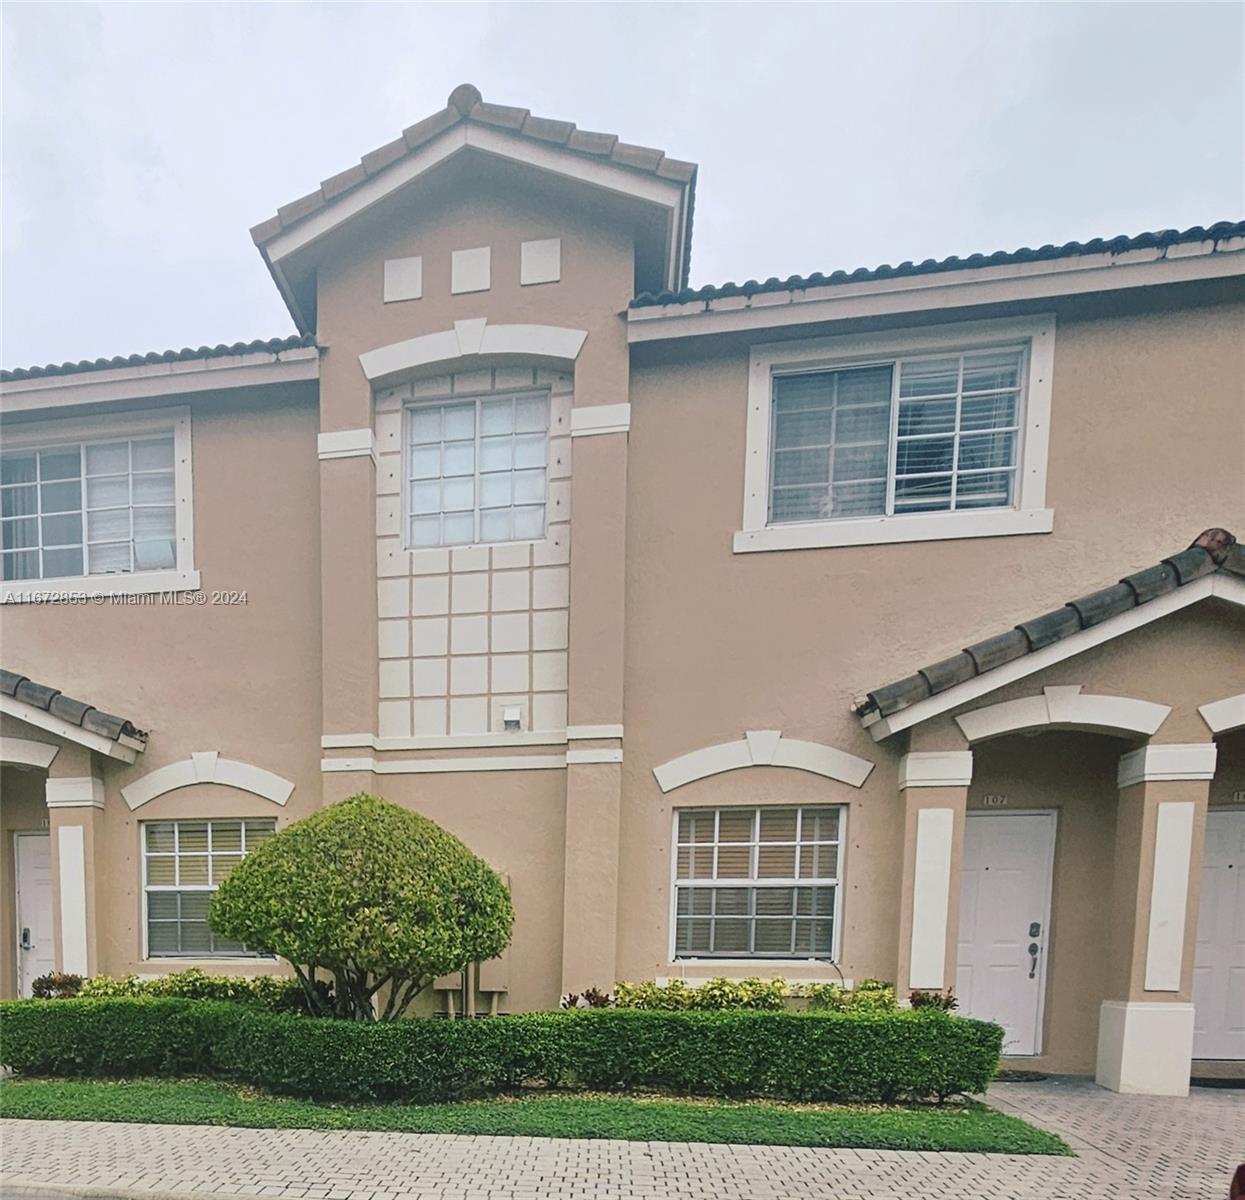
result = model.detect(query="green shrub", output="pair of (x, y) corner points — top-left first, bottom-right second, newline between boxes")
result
(209, 794), (513, 1021)
(611, 977), (897, 1013)
(73, 969), (318, 1014)
(0, 998), (1003, 1105)
(803, 979), (897, 1012)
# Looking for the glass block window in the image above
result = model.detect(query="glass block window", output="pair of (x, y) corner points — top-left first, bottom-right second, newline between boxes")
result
(769, 347), (1025, 523)
(406, 390), (550, 547)
(1, 436), (177, 581)
(143, 819), (275, 957)
(674, 806), (843, 959)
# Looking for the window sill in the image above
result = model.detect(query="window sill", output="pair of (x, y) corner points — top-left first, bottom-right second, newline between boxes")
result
(733, 508), (1054, 553)
(0, 568), (201, 603)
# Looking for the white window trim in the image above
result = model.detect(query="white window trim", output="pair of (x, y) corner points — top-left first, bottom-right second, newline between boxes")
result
(667, 804), (847, 964)
(402, 385), (552, 551)
(140, 816), (275, 961)
(0, 406), (198, 599)
(735, 315), (1055, 552)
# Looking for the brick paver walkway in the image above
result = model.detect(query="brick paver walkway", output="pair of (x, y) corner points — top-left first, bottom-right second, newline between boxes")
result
(1, 1078), (1241, 1199)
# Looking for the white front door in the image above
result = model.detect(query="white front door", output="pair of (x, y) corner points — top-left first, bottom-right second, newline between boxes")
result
(957, 811), (1056, 1056)
(14, 832), (54, 998)
(1193, 809), (1245, 1060)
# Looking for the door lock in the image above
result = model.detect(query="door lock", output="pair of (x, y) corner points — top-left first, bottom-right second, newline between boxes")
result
(1028, 921), (1041, 938)
(1027, 942), (1040, 979)
(20, 927), (32, 951)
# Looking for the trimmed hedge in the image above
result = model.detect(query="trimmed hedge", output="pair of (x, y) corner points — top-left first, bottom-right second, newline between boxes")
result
(0, 998), (1002, 1105)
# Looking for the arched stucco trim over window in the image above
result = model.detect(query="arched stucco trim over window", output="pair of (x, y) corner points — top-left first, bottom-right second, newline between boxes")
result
(121, 751), (294, 810)
(359, 319), (587, 384)
(954, 685), (1171, 744)
(653, 730), (874, 794)
(0, 736), (59, 769)
(1199, 691), (1245, 736)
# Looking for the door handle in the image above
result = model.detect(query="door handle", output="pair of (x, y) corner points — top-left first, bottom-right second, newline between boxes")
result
(1027, 941), (1039, 979)
(20, 927), (32, 951)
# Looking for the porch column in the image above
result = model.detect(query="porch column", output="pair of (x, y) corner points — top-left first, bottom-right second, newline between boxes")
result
(559, 411), (628, 995)
(45, 746), (104, 977)
(896, 751), (972, 996)
(1096, 742), (1215, 1096)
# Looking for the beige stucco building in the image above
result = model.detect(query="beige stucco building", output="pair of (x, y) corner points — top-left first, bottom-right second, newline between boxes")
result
(2, 85), (1242, 1096)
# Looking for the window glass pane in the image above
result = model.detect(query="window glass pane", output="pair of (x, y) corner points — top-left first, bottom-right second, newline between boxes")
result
(178, 855), (209, 886)
(961, 392), (1017, 432)
(39, 450), (80, 481)
(148, 922), (180, 955)
(898, 398), (956, 437)
(211, 855), (243, 885)
(87, 476), (129, 507)
(145, 856), (176, 885)
(772, 449), (829, 488)
(515, 395), (549, 433)
(756, 887), (794, 916)
(774, 407), (832, 450)
(442, 443), (474, 476)
(244, 820), (276, 846)
(88, 509), (130, 541)
(40, 513), (81, 546)
(899, 357), (959, 398)
(515, 507), (544, 539)
(132, 473), (175, 505)
(958, 432), (1015, 472)
(479, 509), (512, 542)
(39, 480), (81, 513)
(803, 808), (840, 841)
(131, 438), (174, 471)
(713, 888), (749, 916)
(513, 470), (545, 504)
(442, 513), (475, 544)
(895, 436), (954, 476)
(133, 507), (174, 539)
(754, 920), (794, 955)
(481, 398), (513, 435)
(442, 404), (475, 441)
(1, 455), (37, 484)
(479, 437), (513, 473)
(411, 516), (441, 547)
(894, 475), (953, 513)
(832, 445), (886, 482)
(441, 478), (474, 512)
(146, 823), (175, 852)
(759, 808), (798, 841)
(85, 442), (129, 475)
(88, 542), (131, 574)
(411, 482), (440, 515)
(770, 488), (825, 524)
(410, 408), (441, 444)
(715, 844), (751, 876)
(147, 893), (179, 920)
(179, 921), (213, 955)
(411, 447), (440, 479)
(3, 518), (38, 549)
(212, 822), (242, 852)
(42, 548), (83, 578)
(480, 474), (511, 507)
(956, 470), (1014, 509)
(2, 551), (39, 580)
(178, 823), (209, 853)
(1, 486), (37, 518)
(513, 434), (546, 469)
(718, 811), (753, 842)
(962, 350), (1022, 393)
(757, 844), (796, 878)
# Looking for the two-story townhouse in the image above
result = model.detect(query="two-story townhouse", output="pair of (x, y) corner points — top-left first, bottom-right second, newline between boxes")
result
(2, 84), (1242, 1096)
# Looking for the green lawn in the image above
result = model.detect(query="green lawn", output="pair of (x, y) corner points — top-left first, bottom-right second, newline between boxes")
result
(0, 1077), (1070, 1154)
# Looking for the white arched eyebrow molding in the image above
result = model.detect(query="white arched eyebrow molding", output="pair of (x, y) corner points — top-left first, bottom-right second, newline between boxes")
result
(0, 736), (59, 768)
(653, 731), (874, 794)
(955, 685), (1170, 744)
(1199, 692), (1245, 736)
(121, 751), (294, 810)
(359, 319), (587, 384)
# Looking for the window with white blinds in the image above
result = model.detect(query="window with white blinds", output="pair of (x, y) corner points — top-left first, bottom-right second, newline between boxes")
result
(406, 390), (550, 548)
(769, 347), (1025, 524)
(1, 436), (178, 581)
(674, 806), (843, 959)
(143, 819), (275, 957)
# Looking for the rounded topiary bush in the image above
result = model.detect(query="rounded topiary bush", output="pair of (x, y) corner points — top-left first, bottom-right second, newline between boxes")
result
(209, 794), (513, 1020)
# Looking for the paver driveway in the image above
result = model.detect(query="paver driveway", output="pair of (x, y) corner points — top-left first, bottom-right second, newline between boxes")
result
(1, 1078), (1241, 1200)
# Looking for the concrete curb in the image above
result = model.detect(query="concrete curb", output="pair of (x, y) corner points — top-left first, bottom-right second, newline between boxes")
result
(2, 1185), (263, 1200)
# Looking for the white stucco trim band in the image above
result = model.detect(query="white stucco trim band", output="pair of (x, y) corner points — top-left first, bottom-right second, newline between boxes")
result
(0, 347), (319, 414)
(1144, 801), (1196, 992)
(46, 777), (105, 810)
(865, 575), (1244, 739)
(1096, 1001), (1195, 1095)
(909, 807), (955, 990)
(122, 752), (295, 809)
(956, 685), (1170, 744)
(0, 695), (140, 763)
(1199, 691), (1245, 735)
(1117, 743), (1218, 788)
(322, 754), (567, 774)
(566, 725), (624, 740)
(569, 404), (631, 437)
(898, 751), (973, 789)
(359, 319), (587, 384)
(320, 731), (569, 751)
(57, 825), (89, 976)
(318, 428), (378, 464)
(0, 737), (59, 768)
(653, 731), (874, 793)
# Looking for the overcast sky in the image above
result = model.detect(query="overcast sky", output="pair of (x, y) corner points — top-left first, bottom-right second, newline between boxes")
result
(2, 2), (1242, 368)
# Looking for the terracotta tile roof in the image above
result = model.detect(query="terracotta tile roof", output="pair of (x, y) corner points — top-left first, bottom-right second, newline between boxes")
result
(852, 528), (1243, 723)
(251, 83), (698, 275)
(0, 667), (147, 743)
(0, 334), (318, 384)
(630, 220), (1245, 308)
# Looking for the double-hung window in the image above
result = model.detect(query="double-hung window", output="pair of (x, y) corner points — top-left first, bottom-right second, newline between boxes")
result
(738, 317), (1055, 551)
(143, 819), (275, 957)
(673, 806), (843, 959)
(406, 389), (550, 548)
